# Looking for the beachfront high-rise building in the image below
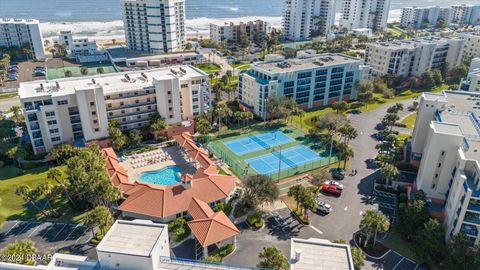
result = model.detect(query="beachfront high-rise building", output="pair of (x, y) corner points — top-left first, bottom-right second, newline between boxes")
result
(0, 18), (45, 60)
(120, 0), (186, 53)
(400, 6), (453, 29)
(460, 58), (480, 92)
(19, 65), (210, 154)
(365, 37), (465, 77)
(238, 52), (370, 117)
(210, 20), (270, 43)
(452, 4), (480, 25)
(409, 90), (480, 246)
(461, 32), (480, 62)
(282, 0), (336, 41)
(339, 0), (391, 32)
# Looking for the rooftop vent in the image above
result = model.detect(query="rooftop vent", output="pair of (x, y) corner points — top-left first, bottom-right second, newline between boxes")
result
(92, 78), (96, 85)
(141, 72), (148, 81)
(55, 82), (60, 89)
(179, 67), (186, 74)
(170, 69), (178, 75)
(40, 83), (44, 91)
(124, 74), (131, 82)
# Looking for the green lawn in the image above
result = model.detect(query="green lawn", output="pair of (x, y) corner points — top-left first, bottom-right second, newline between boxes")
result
(0, 92), (18, 100)
(401, 113), (417, 129)
(0, 165), (86, 225)
(231, 63), (251, 71)
(194, 63), (222, 74)
(46, 62), (117, 80)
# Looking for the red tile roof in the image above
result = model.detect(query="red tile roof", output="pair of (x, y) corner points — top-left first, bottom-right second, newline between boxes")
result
(187, 198), (239, 247)
(102, 132), (237, 220)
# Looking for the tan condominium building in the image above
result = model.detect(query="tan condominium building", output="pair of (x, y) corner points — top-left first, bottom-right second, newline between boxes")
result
(461, 32), (480, 62)
(19, 66), (210, 154)
(365, 37), (465, 77)
(210, 20), (270, 43)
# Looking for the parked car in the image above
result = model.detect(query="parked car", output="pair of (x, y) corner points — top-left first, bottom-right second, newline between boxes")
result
(375, 123), (387, 131)
(325, 180), (343, 190)
(316, 200), (332, 214)
(322, 184), (342, 196)
(329, 168), (345, 180)
(350, 109), (361, 114)
(372, 133), (387, 141)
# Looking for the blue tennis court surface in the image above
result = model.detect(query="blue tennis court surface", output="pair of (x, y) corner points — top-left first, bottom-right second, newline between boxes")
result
(245, 145), (323, 175)
(223, 131), (294, 155)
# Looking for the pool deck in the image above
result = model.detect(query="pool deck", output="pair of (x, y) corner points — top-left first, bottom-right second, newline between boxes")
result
(120, 146), (196, 184)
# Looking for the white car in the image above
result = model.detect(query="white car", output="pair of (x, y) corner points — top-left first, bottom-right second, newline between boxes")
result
(324, 180), (344, 190)
(316, 200), (332, 214)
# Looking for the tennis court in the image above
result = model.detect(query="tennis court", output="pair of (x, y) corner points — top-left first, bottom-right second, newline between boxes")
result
(245, 145), (323, 175)
(223, 130), (294, 156)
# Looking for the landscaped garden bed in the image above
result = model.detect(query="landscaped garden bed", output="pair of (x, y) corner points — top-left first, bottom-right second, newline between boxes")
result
(246, 212), (264, 230)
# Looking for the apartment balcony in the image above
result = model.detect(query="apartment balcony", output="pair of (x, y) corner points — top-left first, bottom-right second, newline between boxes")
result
(465, 176), (480, 198)
(468, 203), (480, 213)
(460, 223), (479, 237)
(118, 118), (150, 126)
(108, 109), (157, 120)
(464, 213), (480, 225)
(107, 101), (157, 112)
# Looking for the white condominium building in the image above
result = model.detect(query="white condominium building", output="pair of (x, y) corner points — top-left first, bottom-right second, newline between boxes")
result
(410, 91), (480, 245)
(282, 0), (336, 41)
(121, 0), (186, 53)
(461, 32), (480, 62)
(0, 18), (45, 60)
(210, 20), (270, 43)
(365, 37), (465, 77)
(238, 52), (370, 117)
(339, 0), (391, 32)
(19, 65), (210, 154)
(460, 58), (480, 92)
(400, 6), (453, 29)
(54, 31), (99, 57)
(452, 4), (480, 25)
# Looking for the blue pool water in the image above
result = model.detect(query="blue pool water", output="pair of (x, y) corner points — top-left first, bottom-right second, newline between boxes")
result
(139, 166), (182, 186)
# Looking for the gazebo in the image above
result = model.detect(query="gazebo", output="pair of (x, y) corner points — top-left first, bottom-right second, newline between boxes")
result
(187, 198), (239, 260)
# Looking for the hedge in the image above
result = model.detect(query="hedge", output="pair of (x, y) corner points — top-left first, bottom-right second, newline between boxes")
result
(246, 212), (263, 229)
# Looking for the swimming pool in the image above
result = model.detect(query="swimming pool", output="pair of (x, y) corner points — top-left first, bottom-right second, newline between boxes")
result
(139, 165), (182, 186)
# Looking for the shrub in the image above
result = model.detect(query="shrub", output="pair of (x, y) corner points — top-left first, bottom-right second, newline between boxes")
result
(21, 162), (39, 170)
(247, 212), (263, 229)
(210, 243), (235, 258)
(204, 255), (222, 263)
(214, 202), (232, 216)
(168, 217), (191, 242)
(399, 193), (408, 203)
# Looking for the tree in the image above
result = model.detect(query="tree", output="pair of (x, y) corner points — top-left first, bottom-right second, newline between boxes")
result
(8, 105), (22, 123)
(421, 71), (435, 89)
(108, 121), (127, 150)
(356, 80), (373, 93)
(432, 69), (443, 86)
(297, 187), (316, 219)
(448, 64), (468, 84)
(64, 70), (73, 77)
(83, 205), (113, 237)
(413, 218), (446, 261)
(380, 163), (400, 185)
(195, 117), (212, 136)
(351, 246), (365, 269)
(444, 234), (479, 269)
(359, 209), (390, 247)
(396, 199), (429, 241)
(213, 103), (232, 131)
(128, 129), (142, 148)
(242, 175), (279, 209)
(257, 246), (289, 270)
(80, 67), (89, 76)
(332, 101), (349, 114)
(287, 185), (304, 211)
(150, 112), (167, 133)
(96, 67), (105, 74)
(14, 184), (48, 216)
(0, 240), (37, 265)
(47, 167), (76, 208)
(50, 143), (81, 164)
(34, 182), (58, 215)
(185, 42), (192, 50)
(382, 113), (399, 131)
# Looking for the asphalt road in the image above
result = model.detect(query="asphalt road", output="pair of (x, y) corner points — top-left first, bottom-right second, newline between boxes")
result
(0, 96), (20, 112)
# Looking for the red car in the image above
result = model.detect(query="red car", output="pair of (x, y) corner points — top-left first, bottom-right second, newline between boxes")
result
(322, 184), (342, 196)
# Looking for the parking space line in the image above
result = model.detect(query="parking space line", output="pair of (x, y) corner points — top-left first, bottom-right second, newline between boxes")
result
(53, 224), (68, 239)
(392, 257), (405, 270)
(64, 224), (80, 241)
(74, 227), (89, 245)
(27, 224), (42, 238)
(41, 224), (54, 237)
(309, 225), (323, 235)
(4, 221), (20, 235)
(18, 222), (37, 235)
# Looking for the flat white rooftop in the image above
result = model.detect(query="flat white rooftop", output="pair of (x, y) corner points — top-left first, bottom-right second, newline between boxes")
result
(254, 53), (361, 73)
(0, 18), (39, 24)
(96, 219), (166, 257)
(19, 65), (206, 99)
(290, 238), (354, 270)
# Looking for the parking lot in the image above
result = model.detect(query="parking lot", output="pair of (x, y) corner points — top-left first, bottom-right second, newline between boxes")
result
(0, 220), (92, 256)
(1, 61), (46, 89)
(366, 250), (419, 270)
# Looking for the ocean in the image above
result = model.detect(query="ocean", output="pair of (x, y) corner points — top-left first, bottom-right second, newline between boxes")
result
(0, 0), (479, 40)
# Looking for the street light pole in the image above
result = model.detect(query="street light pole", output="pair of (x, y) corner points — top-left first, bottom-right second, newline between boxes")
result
(328, 132), (333, 164)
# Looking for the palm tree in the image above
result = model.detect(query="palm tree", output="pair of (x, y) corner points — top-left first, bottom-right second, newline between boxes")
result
(380, 163), (400, 186)
(297, 188), (316, 220)
(287, 185), (304, 211)
(383, 113), (399, 132)
(360, 210), (390, 248)
(83, 205), (113, 238)
(34, 182), (58, 215)
(339, 124), (358, 145)
(234, 111), (243, 128)
(295, 109), (306, 128)
(242, 111), (254, 127)
(341, 144), (354, 169)
(47, 167), (77, 208)
(14, 185), (48, 216)
(214, 103), (232, 134)
(8, 105), (21, 123)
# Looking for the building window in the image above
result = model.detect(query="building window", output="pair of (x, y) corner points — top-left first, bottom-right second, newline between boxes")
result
(57, 100), (68, 105)
(93, 120), (98, 124)
(94, 128), (99, 132)
(441, 151), (445, 156)
(47, 120), (57, 125)
(90, 102), (95, 106)
(45, 111), (55, 117)
(435, 174), (438, 178)
(49, 128), (59, 134)
(438, 163), (441, 168)
(120, 102), (124, 106)
(51, 137), (61, 142)
(92, 111), (97, 115)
